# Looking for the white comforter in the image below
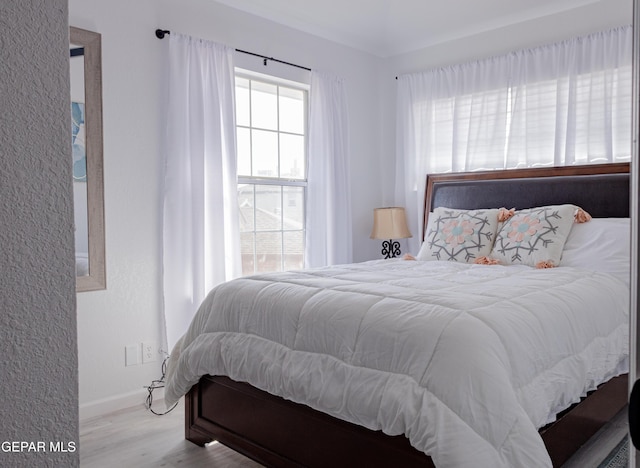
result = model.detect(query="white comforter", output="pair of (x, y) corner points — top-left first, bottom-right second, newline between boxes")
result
(165, 259), (628, 468)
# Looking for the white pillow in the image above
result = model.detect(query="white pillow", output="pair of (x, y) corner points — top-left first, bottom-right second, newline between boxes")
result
(491, 204), (576, 267)
(561, 218), (630, 285)
(417, 207), (500, 263)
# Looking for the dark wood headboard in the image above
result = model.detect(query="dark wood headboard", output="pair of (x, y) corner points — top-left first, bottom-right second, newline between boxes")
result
(422, 163), (630, 240)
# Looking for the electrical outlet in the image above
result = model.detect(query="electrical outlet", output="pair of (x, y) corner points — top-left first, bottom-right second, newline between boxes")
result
(125, 345), (139, 366)
(142, 341), (157, 364)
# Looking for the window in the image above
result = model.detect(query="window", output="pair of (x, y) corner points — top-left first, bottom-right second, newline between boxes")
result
(505, 68), (632, 167)
(235, 73), (308, 275)
(420, 64), (632, 174)
(401, 27), (632, 175)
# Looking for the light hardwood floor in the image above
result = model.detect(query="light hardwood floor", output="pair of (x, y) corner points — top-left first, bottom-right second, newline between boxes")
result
(80, 400), (628, 467)
(80, 399), (261, 468)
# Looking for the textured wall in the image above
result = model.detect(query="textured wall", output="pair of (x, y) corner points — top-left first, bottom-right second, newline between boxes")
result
(0, 0), (79, 467)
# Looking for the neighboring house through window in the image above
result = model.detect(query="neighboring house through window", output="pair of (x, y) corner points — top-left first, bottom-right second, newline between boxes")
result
(235, 72), (308, 275)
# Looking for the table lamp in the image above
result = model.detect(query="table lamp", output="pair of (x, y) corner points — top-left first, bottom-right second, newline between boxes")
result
(370, 207), (412, 259)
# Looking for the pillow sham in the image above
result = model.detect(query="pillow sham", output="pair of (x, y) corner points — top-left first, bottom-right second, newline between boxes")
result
(417, 207), (500, 263)
(490, 204), (576, 267)
(561, 218), (630, 285)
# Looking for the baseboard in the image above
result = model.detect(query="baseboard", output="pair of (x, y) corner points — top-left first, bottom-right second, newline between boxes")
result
(79, 387), (165, 422)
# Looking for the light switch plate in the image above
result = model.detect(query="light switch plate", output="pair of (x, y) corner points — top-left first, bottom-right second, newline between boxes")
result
(125, 345), (139, 366)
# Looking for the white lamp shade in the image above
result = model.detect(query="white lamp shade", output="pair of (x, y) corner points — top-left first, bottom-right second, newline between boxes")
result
(370, 207), (412, 240)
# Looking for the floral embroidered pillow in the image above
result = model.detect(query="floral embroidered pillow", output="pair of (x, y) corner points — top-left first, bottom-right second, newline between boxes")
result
(417, 207), (500, 263)
(490, 204), (576, 267)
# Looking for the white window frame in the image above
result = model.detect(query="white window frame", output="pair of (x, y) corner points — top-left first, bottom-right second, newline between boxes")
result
(235, 70), (309, 275)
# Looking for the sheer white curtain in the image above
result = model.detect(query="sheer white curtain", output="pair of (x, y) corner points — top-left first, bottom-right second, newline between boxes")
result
(395, 59), (512, 253)
(507, 26), (632, 167)
(162, 33), (241, 349)
(396, 26), (632, 254)
(305, 71), (353, 267)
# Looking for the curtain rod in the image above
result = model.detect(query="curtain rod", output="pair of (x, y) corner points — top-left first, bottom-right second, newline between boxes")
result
(155, 29), (311, 72)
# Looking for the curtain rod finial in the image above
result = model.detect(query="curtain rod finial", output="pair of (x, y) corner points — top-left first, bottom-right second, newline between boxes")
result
(155, 29), (170, 39)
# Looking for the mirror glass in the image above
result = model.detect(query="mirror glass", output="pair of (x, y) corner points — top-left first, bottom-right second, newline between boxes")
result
(70, 27), (106, 292)
(70, 41), (89, 276)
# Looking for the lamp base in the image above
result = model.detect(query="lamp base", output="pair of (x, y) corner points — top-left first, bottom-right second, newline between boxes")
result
(381, 239), (401, 259)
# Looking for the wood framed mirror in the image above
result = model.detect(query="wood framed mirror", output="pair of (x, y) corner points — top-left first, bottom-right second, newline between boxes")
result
(70, 26), (106, 292)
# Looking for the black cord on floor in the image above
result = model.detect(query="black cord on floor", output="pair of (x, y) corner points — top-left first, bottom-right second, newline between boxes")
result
(145, 354), (178, 416)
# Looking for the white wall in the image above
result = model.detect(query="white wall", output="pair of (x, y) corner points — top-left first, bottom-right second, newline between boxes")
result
(69, 0), (632, 416)
(70, 0), (167, 416)
(1, 0), (79, 465)
(70, 0), (384, 415)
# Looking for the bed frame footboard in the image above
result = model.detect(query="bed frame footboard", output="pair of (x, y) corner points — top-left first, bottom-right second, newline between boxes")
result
(186, 375), (435, 467)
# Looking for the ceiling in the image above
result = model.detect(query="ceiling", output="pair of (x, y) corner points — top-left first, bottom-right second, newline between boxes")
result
(213, 0), (601, 57)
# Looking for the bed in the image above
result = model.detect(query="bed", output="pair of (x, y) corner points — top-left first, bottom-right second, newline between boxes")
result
(165, 162), (630, 467)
